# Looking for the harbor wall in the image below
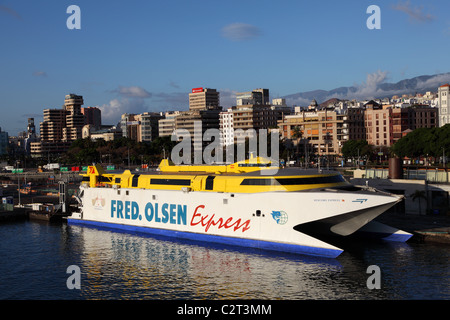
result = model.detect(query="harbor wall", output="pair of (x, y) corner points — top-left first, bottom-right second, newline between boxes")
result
(350, 177), (450, 216)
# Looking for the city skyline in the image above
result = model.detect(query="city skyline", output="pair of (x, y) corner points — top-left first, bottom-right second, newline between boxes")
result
(1, 0), (450, 135)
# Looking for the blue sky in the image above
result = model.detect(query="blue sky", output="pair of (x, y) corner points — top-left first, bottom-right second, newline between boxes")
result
(1, 0), (450, 135)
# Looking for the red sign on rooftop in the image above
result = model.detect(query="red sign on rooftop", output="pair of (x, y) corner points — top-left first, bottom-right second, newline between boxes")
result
(192, 87), (204, 93)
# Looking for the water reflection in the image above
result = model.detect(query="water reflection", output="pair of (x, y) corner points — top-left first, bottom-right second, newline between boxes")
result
(1, 221), (448, 299)
(65, 225), (348, 299)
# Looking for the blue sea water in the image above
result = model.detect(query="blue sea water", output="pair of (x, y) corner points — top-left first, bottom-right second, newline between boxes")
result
(0, 220), (449, 300)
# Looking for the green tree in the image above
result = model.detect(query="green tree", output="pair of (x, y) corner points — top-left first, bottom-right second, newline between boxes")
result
(342, 139), (370, 159)
(292, 126), (303, 159)
(391, 125), (450, 165)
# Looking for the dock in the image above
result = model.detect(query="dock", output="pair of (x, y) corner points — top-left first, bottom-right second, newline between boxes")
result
(376, 212), (450, 244)
(0, 206), (28, 222)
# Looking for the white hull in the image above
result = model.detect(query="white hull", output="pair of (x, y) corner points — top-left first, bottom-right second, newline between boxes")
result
(68, 185), (411, 258)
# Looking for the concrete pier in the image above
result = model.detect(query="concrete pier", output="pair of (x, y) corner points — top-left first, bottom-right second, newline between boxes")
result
(0, 207), (28, 222)
(376, 212), (450, 244)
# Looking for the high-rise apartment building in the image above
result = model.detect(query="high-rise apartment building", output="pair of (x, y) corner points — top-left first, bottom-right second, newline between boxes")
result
(189, 87), (220, 111)
(219, 109), (234, 146)
(175, 109), (221, 136)
(81, 106), (102, 129)
(0, 127), (8, 156)
(231, 88), (289, 143)
(40, 109), (66, 142)
(438, 83), (450, 127)
(158, 111), (180, 137)
(236, 88), (269, 106)
(120, 112), (163, 142)
(63, 94), (85, 142)
(278, 108), (349, 157)
(174, 88), (222, 145)
(121, 113), (137, 140)
(364, 102), (391, 147)
(137, 112), (163, 142)
(31, 93), (85, 157)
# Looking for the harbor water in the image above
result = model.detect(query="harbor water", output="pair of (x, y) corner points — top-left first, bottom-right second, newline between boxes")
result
(0, 219), (449, 300)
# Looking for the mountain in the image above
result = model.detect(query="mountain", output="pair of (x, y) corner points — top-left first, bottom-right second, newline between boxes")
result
(283, 72), (450, 106)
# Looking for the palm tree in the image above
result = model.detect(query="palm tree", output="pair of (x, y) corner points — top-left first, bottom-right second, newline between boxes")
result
(411, 190), (427, 215)
(292, 126), (303, 162)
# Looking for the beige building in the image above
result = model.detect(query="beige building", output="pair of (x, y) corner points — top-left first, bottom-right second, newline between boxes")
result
(278, 108), (348, 156)
(231, 102), (290, 142)
(175, 109), (221, 137)
(40, 109), (66, 142)
(364, 102), (391, 147)
(63, 94), (85, 142)
(158, 111), (180, 137)
(189, 87), (220, 111)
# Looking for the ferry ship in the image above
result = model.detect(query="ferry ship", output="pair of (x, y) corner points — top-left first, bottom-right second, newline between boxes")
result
(68, 157), (412, 258)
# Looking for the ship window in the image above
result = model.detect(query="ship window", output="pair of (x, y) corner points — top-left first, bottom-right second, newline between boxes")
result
(240, 175), (345, 186)
(150, 178), (191, 186)
(82, 176), (89, 182)
(132, 175), (140, 187)
(205, 176), (215, 190)
(115, 178), (121, 184)
(276, 175), (345, 185)
(238, 163), (271, 167)
(240, 178), (278, 186)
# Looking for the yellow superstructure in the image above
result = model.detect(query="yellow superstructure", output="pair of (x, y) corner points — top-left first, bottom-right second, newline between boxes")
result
(81, 157), (349, 193)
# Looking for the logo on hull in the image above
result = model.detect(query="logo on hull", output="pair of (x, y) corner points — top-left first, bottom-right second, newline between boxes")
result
(271, 211), (288, 225)
(92, 195), (105, 210)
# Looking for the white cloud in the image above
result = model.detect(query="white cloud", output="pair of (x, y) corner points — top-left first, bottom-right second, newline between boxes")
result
(351, 70), (390, 99)
(112, 86), (152, 98)
(415, 73), (450, 89)
(286, 96), (311, 107)
(391, 1), (435, 23)
(221, 23), (262, 41)
(218, 88), (238, 108)
(97, 98), (148, 125)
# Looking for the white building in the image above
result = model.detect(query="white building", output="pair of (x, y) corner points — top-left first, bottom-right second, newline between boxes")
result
(219, 109), (234, 146)
(438, 84), (450, 127)
(272, 98), (287, 106)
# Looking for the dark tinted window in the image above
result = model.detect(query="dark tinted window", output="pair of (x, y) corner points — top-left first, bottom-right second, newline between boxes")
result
(240, 175), (345, 186)
(150, 179), (191, 186)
